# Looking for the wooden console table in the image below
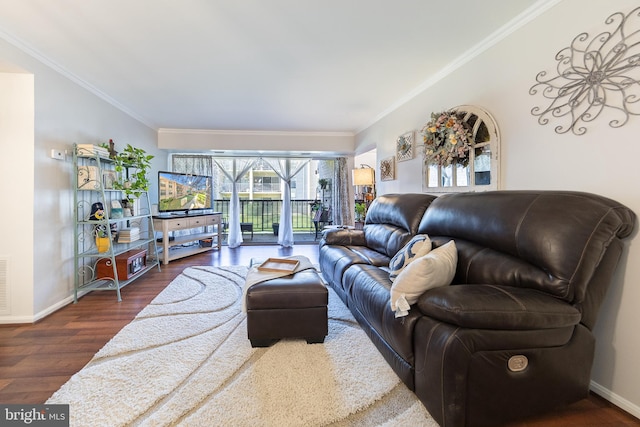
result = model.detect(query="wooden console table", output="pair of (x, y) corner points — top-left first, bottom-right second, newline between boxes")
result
(153, 212), (222, 265)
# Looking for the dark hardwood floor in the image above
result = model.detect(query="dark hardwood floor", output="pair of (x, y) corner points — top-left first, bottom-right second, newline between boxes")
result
(1, 244), (638, 426)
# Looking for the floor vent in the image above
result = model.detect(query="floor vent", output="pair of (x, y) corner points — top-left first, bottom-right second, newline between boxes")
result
(0, 257), (8, 314)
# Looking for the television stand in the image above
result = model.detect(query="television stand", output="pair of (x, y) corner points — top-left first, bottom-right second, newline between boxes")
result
(153, 212), (222, 264)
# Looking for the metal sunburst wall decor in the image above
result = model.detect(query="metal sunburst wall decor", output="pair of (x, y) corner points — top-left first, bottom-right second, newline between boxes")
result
(530, 6), (640, 135)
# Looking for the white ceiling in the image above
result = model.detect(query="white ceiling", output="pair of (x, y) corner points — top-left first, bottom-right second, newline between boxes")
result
(0, 0), (543, 133)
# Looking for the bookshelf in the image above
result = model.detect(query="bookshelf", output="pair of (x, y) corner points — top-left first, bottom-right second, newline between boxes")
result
(72, 143), (160, 302)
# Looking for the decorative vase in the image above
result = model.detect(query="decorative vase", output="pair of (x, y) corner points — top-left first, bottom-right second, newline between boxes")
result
(96, 236), (110, 253)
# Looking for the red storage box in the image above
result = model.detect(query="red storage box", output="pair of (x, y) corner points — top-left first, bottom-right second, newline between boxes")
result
(96, 248), (147, 280)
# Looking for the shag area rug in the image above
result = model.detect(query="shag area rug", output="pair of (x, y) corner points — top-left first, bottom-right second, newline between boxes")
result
(48, 266), (437, 426)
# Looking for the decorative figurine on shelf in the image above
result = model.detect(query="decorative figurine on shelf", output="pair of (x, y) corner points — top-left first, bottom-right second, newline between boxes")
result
(89, 201), (105, 221)
(90, 202), (111, 252)
(99, 139), (118, 159)
(107, 139), (117, 159)
(121, 199), (134, 217)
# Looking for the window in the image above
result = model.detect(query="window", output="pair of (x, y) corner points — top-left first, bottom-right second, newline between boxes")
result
(423, 105), (500, 193)
(253, 175), (281, 193)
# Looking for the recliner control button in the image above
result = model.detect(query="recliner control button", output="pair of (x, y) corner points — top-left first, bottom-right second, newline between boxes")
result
(508, 355), (528, 372)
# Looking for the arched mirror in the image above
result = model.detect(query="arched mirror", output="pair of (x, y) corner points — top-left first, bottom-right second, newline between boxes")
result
(422, 105), (500, 193)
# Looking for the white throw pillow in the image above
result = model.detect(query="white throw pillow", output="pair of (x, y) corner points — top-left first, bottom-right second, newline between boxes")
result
(388, 234), (432, 282)
(390, 240), (457, 317)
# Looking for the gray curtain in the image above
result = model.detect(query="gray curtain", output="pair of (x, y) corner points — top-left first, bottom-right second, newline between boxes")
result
(333, 157), (353, 226)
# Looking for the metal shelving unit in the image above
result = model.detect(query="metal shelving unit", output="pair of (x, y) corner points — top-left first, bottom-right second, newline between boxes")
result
(73, 143), (160, 302)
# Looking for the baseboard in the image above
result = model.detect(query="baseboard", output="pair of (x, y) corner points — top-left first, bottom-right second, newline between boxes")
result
(0, 314), (37, 324)
(0, 293), (82, 324)
(33, 295), (76, 322)
(591, 380), (640, 419)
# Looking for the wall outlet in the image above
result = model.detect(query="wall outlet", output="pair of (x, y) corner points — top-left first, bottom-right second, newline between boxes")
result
(50, 149), (65, 160)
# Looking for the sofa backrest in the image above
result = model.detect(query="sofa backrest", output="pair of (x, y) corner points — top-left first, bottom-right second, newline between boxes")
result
(364, 193), (437, 258)
(417, 191), (635, 306)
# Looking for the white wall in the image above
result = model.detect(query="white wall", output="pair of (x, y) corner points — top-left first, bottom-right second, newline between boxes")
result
(158, 128), (355, 154)
(354, 149), (376, 170)
(0, 38), (164, 322)
(356, 0), (640, 417)
(0, 72), (34, 320)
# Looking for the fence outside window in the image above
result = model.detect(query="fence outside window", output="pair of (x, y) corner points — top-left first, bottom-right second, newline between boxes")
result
(213, 199), (322, 232)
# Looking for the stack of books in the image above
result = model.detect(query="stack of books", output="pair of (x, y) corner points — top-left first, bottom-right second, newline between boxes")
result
(118, 227), (140, 243)
(76, 144), (110, 158)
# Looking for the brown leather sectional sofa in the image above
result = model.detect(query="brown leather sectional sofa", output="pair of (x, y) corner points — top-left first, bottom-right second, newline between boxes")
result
(319, 191), (635, 427)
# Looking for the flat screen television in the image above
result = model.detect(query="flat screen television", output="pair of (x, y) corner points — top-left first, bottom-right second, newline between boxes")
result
(158, 171), (212, 214)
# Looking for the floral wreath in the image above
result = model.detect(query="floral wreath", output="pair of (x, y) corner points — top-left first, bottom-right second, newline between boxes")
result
(421, 110), (474, 166)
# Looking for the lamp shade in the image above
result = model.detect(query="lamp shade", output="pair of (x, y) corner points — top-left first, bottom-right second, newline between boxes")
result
(352, 168), (375, 186)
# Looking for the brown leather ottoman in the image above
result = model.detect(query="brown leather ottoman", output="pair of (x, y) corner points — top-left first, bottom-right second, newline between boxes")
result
(246, 268), (328, 347)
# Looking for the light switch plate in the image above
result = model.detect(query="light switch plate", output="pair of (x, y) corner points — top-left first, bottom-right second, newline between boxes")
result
(50, 149), (65, 160)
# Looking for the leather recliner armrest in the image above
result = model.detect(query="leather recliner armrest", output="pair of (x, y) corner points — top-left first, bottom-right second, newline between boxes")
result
(321, 228), (366, 246)
(417, 284), (581, 330)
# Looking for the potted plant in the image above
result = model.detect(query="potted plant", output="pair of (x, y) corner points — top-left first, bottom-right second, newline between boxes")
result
(317, 178), (330, 213)
(112, 144), (154, 206)
(95, 225), (111, 253)
(89, 202), (111, 253)
(355, 202), (366, 222)
(309, 199), (322, 212)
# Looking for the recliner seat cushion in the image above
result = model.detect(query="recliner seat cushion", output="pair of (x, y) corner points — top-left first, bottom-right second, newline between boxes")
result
(347, 264), (421, 366)
(418, 284), (581, 329)
(319, 244), (369, 294)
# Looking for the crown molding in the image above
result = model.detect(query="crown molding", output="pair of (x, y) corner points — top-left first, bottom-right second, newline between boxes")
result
(0, 26), (156, 130)
(158, 128), (355, 137)
(356, 0), (564, 134)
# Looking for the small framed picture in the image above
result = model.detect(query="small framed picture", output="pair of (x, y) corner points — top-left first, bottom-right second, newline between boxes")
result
(102, 170), (117, 189)
(396, 131), (414, 162)
(380, 157), (395, 181)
